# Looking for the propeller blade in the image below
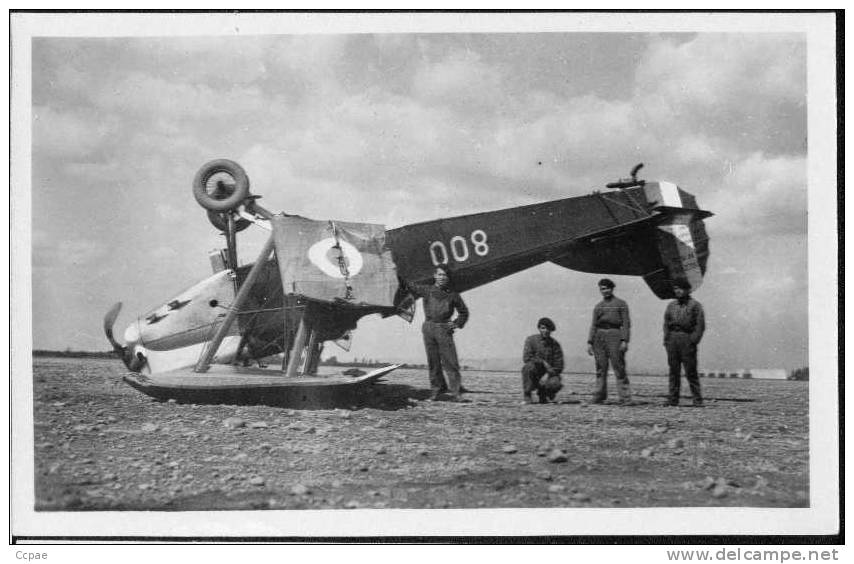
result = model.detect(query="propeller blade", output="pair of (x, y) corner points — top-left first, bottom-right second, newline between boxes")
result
(103, 302), (147, 372)
(103, 302), (125, 353)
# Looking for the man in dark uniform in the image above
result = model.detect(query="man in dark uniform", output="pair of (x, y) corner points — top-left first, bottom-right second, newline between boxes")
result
(663, 278), (706, 407)
(521, 317), (564, 404)
(587, 278), (632, 404)
(406, 265), (469, 402)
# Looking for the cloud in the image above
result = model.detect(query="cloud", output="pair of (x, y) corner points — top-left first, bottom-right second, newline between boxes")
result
(33, 106), (113, 159)
(134, 37), (272, 85)
(635, 34), (806, 156)
(35, 34), (807, 232)
(412, 50), (505, 110)
(92, 72), (266, 120)
(673, 134), (719, 166)
(62, 161), (122, 181)
(704, 152), (807, 237)
(222, 33), (808, 237)
(154, 203), (184, 222)
(749, 272), (797, 295)
(638, 34), (805, 106)
(271, 35), (351, 72)
(33, 236), (107, 269)
(264, 35), (352, 101)
(481, 94), (637, 183)
(150, 246), (179, 260)
(233, 93), (454, 199)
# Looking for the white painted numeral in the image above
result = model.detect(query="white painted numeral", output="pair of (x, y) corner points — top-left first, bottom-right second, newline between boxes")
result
(450, 235), (469, 262)
(429, 241), (449, 266)
(429, 230), (490, 265)
(471, 229), (489, 256)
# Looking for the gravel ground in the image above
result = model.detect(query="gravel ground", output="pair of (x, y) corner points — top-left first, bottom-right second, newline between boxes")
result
(30, 357), (808, 511)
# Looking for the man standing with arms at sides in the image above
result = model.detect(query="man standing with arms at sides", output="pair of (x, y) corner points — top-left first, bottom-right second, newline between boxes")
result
(587, 278), (632, 405)
(406, 265), (469, 402)
(521, 317), (564, 404)
(663, 278), (706, 407)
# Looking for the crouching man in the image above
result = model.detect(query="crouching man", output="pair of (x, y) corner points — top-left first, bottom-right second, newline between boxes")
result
(521, 317), (564, 404)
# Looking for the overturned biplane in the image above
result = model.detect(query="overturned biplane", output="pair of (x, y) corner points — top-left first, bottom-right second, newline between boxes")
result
(105, 160), (711, 405)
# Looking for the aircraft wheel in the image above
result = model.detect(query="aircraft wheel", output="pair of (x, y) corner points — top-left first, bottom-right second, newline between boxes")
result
(193, 159), (251, 212)
(206, 210), (251, 233)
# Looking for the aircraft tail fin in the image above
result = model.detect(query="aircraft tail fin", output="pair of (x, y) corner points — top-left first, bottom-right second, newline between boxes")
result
(640, 210), (710, 298)
(550, 182), (711, 299)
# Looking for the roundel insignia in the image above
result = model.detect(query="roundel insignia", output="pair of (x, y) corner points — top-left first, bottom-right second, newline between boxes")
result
(307, 238), (364, 278)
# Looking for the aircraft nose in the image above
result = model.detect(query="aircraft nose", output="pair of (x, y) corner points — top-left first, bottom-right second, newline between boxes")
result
(123, 321), (141, 347)
(122, 320), (147, 372)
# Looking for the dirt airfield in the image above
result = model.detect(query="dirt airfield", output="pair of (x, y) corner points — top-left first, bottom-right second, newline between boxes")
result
(30, 357), (808, 511)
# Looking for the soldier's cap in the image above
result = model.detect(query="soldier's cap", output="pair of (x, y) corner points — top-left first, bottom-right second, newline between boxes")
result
(598, 278), (615, 289)
(537, 317), (556, 331)
(672, 278), (692, 290)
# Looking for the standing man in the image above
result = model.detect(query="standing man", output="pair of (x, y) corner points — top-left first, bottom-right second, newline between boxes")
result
(587, 278), (632, 404)
(406, 265), (469, 402)
(663, 278), (706, 407)
(521, 317), (565, 404)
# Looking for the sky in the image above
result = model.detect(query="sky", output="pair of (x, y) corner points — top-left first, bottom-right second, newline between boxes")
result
(25, 17), (817, 372)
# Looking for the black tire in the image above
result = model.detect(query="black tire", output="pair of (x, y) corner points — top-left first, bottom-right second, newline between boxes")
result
(206, 210), (251, 233)
(192, 159), (251, 212)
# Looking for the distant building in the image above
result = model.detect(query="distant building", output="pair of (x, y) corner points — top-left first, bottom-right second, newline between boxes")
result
(700, 369), (749, 379)
(699, 368), (786, 380)
(749, 368), (788, 380)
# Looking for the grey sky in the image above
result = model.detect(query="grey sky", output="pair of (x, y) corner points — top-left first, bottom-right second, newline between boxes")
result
(29, 28), (810, 371)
